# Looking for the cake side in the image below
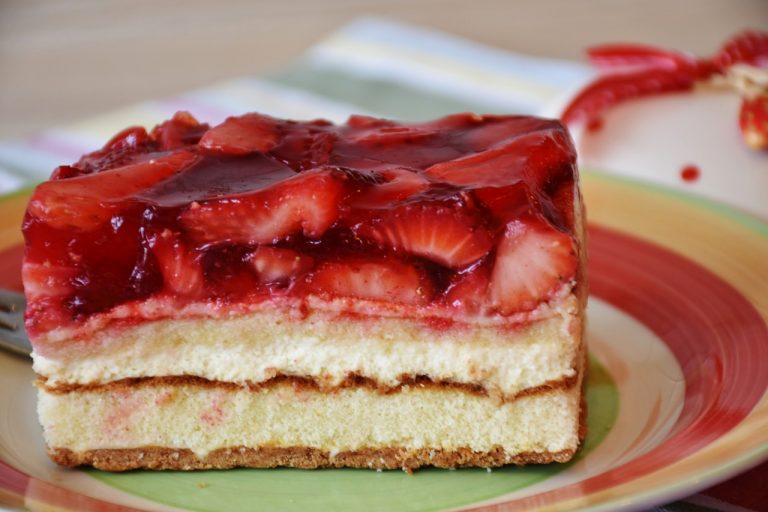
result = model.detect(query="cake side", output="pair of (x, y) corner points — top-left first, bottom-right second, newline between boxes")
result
(23, 111), (587, 470)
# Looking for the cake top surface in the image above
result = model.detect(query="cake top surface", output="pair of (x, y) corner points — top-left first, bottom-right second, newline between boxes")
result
(22, 112), (580, 337)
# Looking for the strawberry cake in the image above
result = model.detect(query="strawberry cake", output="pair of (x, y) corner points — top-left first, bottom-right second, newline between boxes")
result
(23, 111), (587, 471)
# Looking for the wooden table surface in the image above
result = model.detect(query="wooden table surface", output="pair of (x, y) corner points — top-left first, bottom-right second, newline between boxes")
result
(1, 0), (766, 138)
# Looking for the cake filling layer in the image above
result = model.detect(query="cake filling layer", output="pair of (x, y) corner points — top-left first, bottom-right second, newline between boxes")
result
(33, 297), (581, 398)
(38, 378), (584, 464)
(40, 373), (578, 404)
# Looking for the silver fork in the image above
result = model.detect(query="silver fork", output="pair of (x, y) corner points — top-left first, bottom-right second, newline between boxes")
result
(0, 289), (31, 357)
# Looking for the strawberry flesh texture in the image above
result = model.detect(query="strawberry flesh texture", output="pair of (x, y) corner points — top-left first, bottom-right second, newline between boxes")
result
(444, 263), (491, 315)
(352, 191), (495, 269)
(490, 219), (578, 314)
(247, 246), (314, 285)
(305, 258), (431, 305)
(149, 229), (204, 297)
(179, 166), (345, 245)
(22, 112), (580, 331)
(199, 113), (281, 155)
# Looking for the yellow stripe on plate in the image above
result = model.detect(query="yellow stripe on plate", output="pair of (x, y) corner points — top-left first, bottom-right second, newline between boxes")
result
(583, 172), (768, 317)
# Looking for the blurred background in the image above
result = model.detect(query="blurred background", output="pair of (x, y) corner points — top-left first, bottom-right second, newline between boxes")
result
(1, 0), (766, 137)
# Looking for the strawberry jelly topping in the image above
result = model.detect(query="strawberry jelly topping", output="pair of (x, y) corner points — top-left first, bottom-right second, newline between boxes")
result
(22, 112), (580, 336)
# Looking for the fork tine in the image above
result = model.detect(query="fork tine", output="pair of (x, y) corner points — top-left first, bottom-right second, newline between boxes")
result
(0, 318), (16, 330)
(0, 301), (14, 313)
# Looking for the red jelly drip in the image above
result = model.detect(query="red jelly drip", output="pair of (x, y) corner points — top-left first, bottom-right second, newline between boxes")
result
(21, 112), (580, 332)
(680, 164), (701, 183)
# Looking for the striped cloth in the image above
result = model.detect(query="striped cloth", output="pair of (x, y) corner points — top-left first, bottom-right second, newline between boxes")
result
(0, 17), (592, 194)
(0, 16), (763, 512)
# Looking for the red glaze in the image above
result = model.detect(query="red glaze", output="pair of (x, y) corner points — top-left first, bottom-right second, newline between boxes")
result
(22, 112), (581, 337)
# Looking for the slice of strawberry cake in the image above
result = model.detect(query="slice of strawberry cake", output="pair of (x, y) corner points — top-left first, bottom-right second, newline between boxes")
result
(23, 111), (587, 471)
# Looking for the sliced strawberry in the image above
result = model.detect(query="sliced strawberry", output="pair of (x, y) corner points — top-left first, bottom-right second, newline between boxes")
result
(199, 113), (281, 155)
(476, 176), (577, 234)
(104, 126), (152, 151)
(489, 220), (577, 314)
(28, 150), (199, 230)
(473, 183), (532, 224)
(739, 93), (768, 150)
(50, 165), (85, 180)
(443, 264), (490, 315)
(348, 168), (430, 209)
(349, 124), (439, 145)
(305, 258), (431, 305)
(353, 200), (493, 269)
(149, 229), (204, 297)
(247, 246), (314, 284)
(75, 126), (155, 174)
(462, 117), (560, 152)
(22, 261), (78, 302)
(424, 128), (574, 189)
(151, 111), (209, 150)
(346, 115), (395, 129)
(547, 178), (577, 231)
(179, 167), (344, 245)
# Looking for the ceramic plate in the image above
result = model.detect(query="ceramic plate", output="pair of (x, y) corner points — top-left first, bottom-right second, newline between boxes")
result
(0, 171), (766, 512)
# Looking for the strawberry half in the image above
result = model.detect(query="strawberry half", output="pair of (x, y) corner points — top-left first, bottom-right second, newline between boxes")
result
(199, 113), (281, 156)
(180, 167), (344, 245)
(28, 150), (199, 230)
(305, 258), (431, 305)
(247, 246), (314, 284)
(149, 229), (204, 297)
(353, 200), (494, 269)
(489, 220), (577, 314)
(739, 93), (768, 150)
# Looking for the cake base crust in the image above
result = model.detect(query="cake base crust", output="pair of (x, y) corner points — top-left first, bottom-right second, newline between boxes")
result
(49, 444), (579, 472)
